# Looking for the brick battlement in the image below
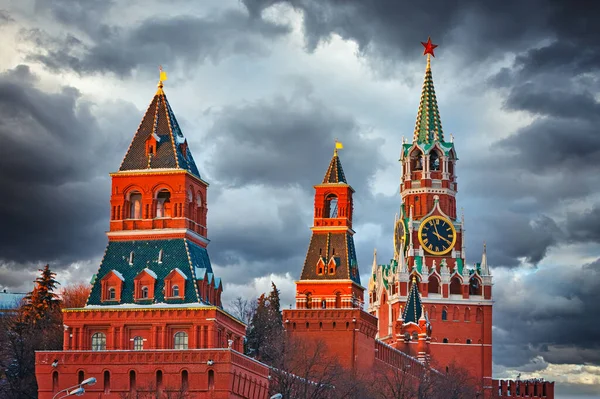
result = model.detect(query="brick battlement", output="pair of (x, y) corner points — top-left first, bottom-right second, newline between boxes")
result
(36, 348), (270, 398)
(374, 340), (432, 378)
(493, 379), (554, 398)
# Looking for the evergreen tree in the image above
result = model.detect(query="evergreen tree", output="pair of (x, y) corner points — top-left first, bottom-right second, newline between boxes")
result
(0, 265), (63, 398)
(245, 283), (284, 365)
(23, 264), (61, 324)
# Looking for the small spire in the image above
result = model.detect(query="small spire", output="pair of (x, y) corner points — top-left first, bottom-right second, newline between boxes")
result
(322, 143), (347, 184)
(481, 241), (490, 275)
(413, 37), (443, 144)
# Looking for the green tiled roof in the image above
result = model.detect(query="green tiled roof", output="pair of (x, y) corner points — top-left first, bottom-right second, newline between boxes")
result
(413, 63), (443, 144)
(87, 239), (217, 306)
(402, 278), (423, 324)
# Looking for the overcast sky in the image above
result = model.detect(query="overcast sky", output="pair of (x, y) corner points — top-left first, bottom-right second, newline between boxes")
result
(0, 1), (599, 397)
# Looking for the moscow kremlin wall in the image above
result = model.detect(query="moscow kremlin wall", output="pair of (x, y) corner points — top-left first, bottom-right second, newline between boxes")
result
(35, 41), (554, 398)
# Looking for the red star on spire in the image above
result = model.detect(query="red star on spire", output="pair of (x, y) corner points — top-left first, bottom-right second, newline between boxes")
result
(421, 37), (438, 57)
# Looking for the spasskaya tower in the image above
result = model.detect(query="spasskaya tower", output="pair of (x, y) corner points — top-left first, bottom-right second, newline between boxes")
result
(368, 38), (493, 394)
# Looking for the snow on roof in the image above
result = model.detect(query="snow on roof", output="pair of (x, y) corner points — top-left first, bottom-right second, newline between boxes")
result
(83, 302), (209, 310)
(111, 270), (125, 281)
(0, 292), (26, 309)
(172, 268), (188, 280)
(152, 133), (161, 142)
(195, 267), (207, 279)
(142, 268), (157, 279)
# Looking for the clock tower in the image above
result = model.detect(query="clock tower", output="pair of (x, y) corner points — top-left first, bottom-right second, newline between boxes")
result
(368, 38), (493, 394)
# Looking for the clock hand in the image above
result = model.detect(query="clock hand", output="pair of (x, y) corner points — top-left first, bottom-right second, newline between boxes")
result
(432, 230), (452, 245)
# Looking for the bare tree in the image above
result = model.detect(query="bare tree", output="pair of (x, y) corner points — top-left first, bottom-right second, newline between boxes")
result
(228, 296), (257, 325)
(60, 282), (91, 309)
(269, 337), (369, 399)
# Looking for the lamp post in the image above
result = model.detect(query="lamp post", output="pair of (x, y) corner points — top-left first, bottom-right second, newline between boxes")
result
(52, 377), (96, 399)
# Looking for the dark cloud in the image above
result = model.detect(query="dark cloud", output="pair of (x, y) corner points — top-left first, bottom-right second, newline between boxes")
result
(0, 65), (137, 264)
(474, 213), (563, 267)
(201, 84), (386, 282)
(205, 84), (383, 194)
(22, 5), (290, 77)
(493, 258), (600, 368)
(566, 205), (600, 244)
(243, 0), (555, 66)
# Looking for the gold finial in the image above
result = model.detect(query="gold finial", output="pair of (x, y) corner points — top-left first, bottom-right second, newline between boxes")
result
(157, 65), (168, 95)
(334, 139), (344, 156)
(412, 275), (417, 284)
(426, 53), (431, 70)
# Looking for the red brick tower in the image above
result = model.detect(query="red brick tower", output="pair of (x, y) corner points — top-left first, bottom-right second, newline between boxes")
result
(35, 77), (270, 398)
(283, 146), (378, 373)
(368, 38), (493, 393)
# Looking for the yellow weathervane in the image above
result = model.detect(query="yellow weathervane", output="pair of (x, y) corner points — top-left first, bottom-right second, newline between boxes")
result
(334, 139), (344, 156)
(157, 65), (168, 94)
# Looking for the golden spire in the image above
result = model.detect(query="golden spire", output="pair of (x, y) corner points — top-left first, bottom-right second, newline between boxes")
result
(333, 139), (343, 156)
(157, 65), (167, 95)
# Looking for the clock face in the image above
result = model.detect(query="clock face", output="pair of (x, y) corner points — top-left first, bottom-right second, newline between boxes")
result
(418, 215), (456, 255)
(393, 219), (406, 255)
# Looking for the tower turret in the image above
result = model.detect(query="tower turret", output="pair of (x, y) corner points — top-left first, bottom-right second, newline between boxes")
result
(295, 144), (363, 310)
(368, 39), (494, 391)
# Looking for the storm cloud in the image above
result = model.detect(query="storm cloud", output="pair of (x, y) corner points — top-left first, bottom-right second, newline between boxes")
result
(1, 0), (599, 394)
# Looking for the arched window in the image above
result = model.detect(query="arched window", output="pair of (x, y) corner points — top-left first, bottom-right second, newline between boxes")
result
(52, 371), (59, 393)
(453, 306), (459, 321)
(441, 308), (448, 321)
(103, 370), (110, 394)
(172, 285), (180, 297)
(174, 332), (188, 349)
(429, 150), (441, 171)
(324, 194), (338, 218)
(208, 370), (215, 391)
(92, 332), (106, 351)
(476, 308), (483, 323)
(108, 287), (116, 300)
(429, 306), (437, 320)
(335, 292), (341, 308)
(133, 336), (143, 351)
(466, 339), (472, 344)
(321, 299), (327, 309)
(428, 274), (440, 294)
(464, 307), (471, 322)
(156, 370), (163, 389)
(155, 189), (172, 218)
(306, 293), (312, 309)
(78, 370), (84, 384)
(450, 276), (462, 295)
(411, 150), (423, 171)
(442, 338), (448, 343)
(469, 276), (482, 296)
(129, 370), (136, 393)
(129, 191), (142, 219)
(412, 332), (418, 341)
(141, 286), (149, 299)
(181, 370), (189, 391)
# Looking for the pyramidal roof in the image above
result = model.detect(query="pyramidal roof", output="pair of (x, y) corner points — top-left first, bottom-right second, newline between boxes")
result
(402, 277), (423, 323)
(412, 56), (444, 144)
(119, 82), (201, 178)
(322, 150), (347, 184)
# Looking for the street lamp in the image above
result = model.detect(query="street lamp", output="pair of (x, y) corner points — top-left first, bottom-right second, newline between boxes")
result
(52, 377), (97, 399)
